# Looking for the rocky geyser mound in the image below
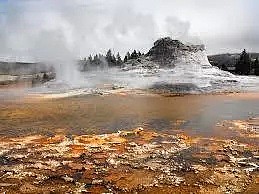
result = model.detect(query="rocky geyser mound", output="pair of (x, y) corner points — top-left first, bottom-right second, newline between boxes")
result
(122, 37), (208, 71)
(146, 37), (205, 66)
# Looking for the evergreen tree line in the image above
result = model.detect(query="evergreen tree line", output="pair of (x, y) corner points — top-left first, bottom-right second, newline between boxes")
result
(80, 49), (143, 71)
(235, 49), (259, 76)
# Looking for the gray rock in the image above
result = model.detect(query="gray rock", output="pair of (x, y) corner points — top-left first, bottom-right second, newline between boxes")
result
(146, 37), (205, 66)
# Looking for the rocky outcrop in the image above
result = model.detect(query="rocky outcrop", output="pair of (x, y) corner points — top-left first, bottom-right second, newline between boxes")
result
(146, 37), (205, 66)
(122, 37), (207, 71)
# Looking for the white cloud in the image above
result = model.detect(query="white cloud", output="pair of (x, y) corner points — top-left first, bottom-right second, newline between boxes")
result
(0, 0), (258, 60)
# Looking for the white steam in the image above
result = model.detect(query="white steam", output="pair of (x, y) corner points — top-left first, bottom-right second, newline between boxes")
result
(0, 0), (201, 86)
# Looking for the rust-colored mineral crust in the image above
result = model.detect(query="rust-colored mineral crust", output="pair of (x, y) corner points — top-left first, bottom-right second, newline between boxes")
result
(0, 126), (258, 193)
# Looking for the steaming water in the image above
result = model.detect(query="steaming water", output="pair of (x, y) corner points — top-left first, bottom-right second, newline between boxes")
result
(28, 51), (259, 96)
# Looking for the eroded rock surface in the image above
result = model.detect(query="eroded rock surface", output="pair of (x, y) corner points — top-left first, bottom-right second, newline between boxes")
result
(146, 37), (205, 66)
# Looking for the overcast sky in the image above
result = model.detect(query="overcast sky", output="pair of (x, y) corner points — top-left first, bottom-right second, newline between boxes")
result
(0, 0), (259, 61)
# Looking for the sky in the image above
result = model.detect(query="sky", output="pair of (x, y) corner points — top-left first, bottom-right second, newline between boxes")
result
(0, 0), (259, 61)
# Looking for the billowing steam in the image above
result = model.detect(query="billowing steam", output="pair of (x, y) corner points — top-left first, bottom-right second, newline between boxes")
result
(2, 0), (258, 95)
(0, 0), (198, 86)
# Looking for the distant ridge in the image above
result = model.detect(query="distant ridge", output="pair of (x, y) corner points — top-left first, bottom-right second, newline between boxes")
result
(208, 52), (259, 71)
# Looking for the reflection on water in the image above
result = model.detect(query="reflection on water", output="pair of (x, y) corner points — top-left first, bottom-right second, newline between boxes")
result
(182, 98), (259, 136)
(1, 94), (259, 137)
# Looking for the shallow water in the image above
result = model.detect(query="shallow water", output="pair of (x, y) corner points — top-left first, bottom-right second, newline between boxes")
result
(182, 97), (259, 136)
(1, 93), (259, 137)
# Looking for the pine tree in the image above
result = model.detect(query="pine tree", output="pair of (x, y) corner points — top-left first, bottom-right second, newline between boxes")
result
(123, 56), (128, 63)
(254, 57), (259, 76)
(116, 52), (123, 66)
(93, 54), (101, 66)
(112, 54), (117, 66)
(235, 49), (251, 75)
(88, 55), (93, 63)
(106, 49), (117, 66)
(131, 50), (138, 59)
(106, 49), (112, 65)
(126, 52), (131, 60)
